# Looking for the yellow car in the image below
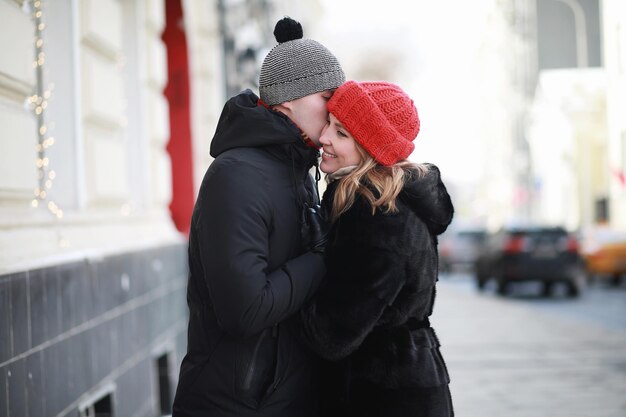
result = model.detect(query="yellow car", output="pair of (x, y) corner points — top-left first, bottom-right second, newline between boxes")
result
(582, 228), (626, 285)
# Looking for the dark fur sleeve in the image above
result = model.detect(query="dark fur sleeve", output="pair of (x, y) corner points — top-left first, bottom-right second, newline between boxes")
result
(299, 197), (425, 360)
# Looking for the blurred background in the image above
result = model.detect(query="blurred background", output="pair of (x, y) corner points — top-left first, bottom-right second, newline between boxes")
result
(1, 0), (625, 416)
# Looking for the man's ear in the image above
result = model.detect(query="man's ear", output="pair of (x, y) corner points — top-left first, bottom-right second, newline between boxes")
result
(276, 101), (292, 111)
(273, 102), (292, 117)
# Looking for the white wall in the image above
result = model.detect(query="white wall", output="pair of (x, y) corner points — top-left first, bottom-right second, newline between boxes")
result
(183, 0), (224, 194)
(0, 0), (181, 274)
(526, 69), (608, 230)
(0, 0), (39, 211)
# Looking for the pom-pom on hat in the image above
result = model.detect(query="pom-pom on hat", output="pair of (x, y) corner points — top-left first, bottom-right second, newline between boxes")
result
(327, 81), (420, 166)
(259, 17), (345, 105)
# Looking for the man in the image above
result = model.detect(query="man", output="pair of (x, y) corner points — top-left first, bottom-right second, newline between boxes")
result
(172, 17), (345, 417)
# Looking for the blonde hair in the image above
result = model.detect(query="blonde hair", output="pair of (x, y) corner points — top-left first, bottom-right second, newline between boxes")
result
(330, 143), (428, 222)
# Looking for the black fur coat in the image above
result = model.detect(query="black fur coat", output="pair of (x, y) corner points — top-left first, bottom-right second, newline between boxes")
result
(299, 164), (454, 415)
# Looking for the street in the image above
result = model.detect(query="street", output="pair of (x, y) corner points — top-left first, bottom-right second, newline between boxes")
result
(433, 272), (626, 417)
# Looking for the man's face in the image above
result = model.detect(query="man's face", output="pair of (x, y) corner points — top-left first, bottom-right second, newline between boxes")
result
(279, 90), (333, 147)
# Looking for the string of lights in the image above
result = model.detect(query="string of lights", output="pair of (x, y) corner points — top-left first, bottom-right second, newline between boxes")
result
(28, 0), (62, 219)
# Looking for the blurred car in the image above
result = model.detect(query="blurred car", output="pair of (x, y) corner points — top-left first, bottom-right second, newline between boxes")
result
(581, 227), (626, 286)
(474, 226), (584, 297)
(439, 228), (487, 272)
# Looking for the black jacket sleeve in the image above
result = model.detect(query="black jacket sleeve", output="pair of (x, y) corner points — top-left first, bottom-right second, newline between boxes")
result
(195, 161), (325, 339)
(299, 198), (429, 360)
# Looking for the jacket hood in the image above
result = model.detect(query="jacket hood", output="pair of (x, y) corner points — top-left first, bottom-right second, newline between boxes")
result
(210, 89), (306, 158)
(401, 164), (454, 235)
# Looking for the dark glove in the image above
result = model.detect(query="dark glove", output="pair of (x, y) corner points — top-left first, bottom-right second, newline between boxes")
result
(305, 204), (329, 254)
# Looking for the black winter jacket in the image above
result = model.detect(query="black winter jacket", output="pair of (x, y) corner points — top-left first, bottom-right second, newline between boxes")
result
(173, 90), (325, 417)
(299, 165), (454, 416)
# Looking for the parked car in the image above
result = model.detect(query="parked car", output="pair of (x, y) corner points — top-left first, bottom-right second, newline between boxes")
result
(474, 226), (584, 297)
(581, 226), (626, 286)
(439, 228), (487, 272)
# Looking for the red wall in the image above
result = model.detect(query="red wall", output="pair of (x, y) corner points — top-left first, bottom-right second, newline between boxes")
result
(163, 0), (194, 235)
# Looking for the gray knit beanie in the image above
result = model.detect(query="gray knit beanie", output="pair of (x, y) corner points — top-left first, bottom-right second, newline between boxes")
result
(259, 17), (345, 105)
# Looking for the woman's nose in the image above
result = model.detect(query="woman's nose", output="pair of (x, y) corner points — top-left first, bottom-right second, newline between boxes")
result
(319, 131), (330, 145)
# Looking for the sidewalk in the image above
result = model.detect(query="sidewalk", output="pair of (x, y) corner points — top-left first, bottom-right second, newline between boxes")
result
(433, 280), (626, 417)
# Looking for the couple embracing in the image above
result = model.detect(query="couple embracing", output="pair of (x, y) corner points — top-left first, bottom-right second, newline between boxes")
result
(172, 16), (454, 417)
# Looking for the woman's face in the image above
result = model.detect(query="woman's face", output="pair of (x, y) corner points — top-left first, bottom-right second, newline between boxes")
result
(319, 113), (362, 174)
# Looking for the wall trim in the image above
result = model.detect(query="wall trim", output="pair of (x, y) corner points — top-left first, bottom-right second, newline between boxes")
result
(0, 212), (184, 274)
(0, 72), (32, 104)
(81, 35), (122, 63)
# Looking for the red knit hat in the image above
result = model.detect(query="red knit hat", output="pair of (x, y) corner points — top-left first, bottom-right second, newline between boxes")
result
(327, 81), (420, 166)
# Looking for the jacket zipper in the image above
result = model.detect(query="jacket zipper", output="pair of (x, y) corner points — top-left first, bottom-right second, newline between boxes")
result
(259, 376), (282, 408)
(243, 329), (267, 390)
(258, 324), (280, 408)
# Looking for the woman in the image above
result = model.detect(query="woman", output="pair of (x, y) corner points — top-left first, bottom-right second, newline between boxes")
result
(299, 81), (455, 416)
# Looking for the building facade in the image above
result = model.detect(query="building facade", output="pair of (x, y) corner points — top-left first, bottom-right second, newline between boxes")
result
(602, 0), (626, 229)
(525, 0), (626, 232)
(0, 0), (222, 416)
(1, 1), (324, 415)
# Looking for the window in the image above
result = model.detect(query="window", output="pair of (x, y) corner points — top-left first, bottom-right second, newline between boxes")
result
(80, 393), (113, 417)
(156, 354), (172, 416)
(595, 197), (609, 222)
(618, 24), (626, 73)
(622, 131), (626, 172)
(620, 131), (626, 195)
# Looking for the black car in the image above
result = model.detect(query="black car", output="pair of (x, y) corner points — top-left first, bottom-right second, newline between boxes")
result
(439, 228), (487, 273)
(474, 226), (584, 297)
